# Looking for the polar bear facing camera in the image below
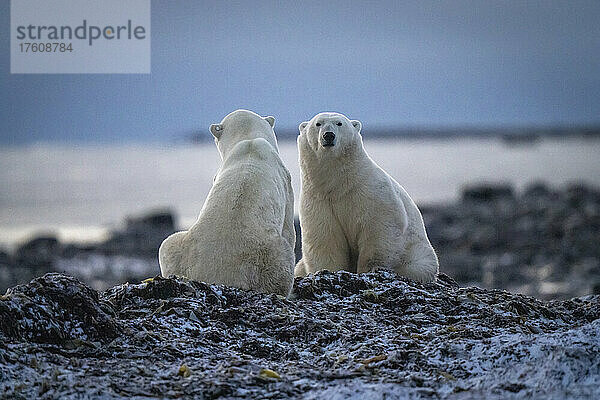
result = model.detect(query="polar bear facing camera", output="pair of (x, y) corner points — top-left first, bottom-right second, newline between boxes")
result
(159, 109), (296, 296)
(295, 112), (438, 282)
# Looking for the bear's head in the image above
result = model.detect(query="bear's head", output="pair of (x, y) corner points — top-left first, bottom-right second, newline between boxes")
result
(298, 112), (362, 159)
(210, 109), (277, 159)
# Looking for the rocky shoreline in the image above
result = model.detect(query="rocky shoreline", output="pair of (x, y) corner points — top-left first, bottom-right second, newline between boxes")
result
(1, 270), (598, 399)
(422, 182), (600, 299)
(0, 210), (175, 292)
(2, 181), (599, 299)
(1, 181), (599, 398)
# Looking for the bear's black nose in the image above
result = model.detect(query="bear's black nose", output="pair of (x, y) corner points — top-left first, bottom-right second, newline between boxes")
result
(322, 131), (335, 146)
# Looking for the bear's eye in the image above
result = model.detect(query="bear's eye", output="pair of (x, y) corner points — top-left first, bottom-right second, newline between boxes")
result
(336, 122), (342, 126)
(316, 122), (321, 127)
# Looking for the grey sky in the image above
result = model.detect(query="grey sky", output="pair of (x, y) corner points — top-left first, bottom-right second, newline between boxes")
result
(1, 0), (599, 144)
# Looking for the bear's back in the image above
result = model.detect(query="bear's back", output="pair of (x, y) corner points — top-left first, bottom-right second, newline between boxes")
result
(193, 137), (290, 243)
(182, 137), (293, 293)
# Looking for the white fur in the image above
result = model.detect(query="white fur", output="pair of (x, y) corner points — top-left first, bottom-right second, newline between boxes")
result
(159, 109), (296, 296)
(295, 112), (439, 282)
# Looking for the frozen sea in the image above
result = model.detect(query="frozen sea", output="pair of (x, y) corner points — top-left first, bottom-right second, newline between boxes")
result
(1, 137), (599, 249)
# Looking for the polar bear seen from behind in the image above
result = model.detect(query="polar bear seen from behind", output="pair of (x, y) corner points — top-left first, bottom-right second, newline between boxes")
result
(159, 109), (296, 296)
(295, 112), (438, 282)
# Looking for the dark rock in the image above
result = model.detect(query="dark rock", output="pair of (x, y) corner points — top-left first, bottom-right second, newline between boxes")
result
(0, 250), (11, 266)
(60, 243), (97, 258)
(523, 181), (554, 198)
(125, 210), (176, 232)
(565, 182), (600, 207)
(103, 274), (225, 311)
(98, 209), (176, 258)
(15, 235), (60, 268)
(0, 273), (119, 343)
(462, 183), (514, 202)
(439, 252), (483, 282)
(292, 269), (374, 300)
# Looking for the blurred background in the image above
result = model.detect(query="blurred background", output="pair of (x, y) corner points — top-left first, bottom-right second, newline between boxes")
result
(1, 0), (599, 298)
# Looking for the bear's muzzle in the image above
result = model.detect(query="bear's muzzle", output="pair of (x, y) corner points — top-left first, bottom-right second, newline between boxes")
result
(321, 131), (335, 147)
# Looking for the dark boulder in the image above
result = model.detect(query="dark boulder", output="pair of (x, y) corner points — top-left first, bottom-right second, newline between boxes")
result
(125, 210), (176, 231)
(0, 250), (11, 266)
(0, 273), (119, 343)
(98, 209), (177, 257)
(523, 181), (554, 198)
(15, 235), (60, 269)
(565, 182), (600, 207)
(462, 183), (514, 202)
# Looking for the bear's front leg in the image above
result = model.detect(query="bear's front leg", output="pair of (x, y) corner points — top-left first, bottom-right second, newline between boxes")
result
(356, 249), (389, 274)
(299, 196), (350, 274)
(355, 231), (394, 274)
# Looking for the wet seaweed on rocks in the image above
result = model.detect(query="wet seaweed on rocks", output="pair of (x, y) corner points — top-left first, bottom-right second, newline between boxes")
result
(0, 273), (119, 343)
(1, 270), (598, 398)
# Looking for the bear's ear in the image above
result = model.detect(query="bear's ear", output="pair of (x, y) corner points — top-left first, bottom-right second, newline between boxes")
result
(298, 121), (309, 134)
(264, 116), (275, 128)
(351, 120), (362, 133)
(210, 123), (224, 139)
